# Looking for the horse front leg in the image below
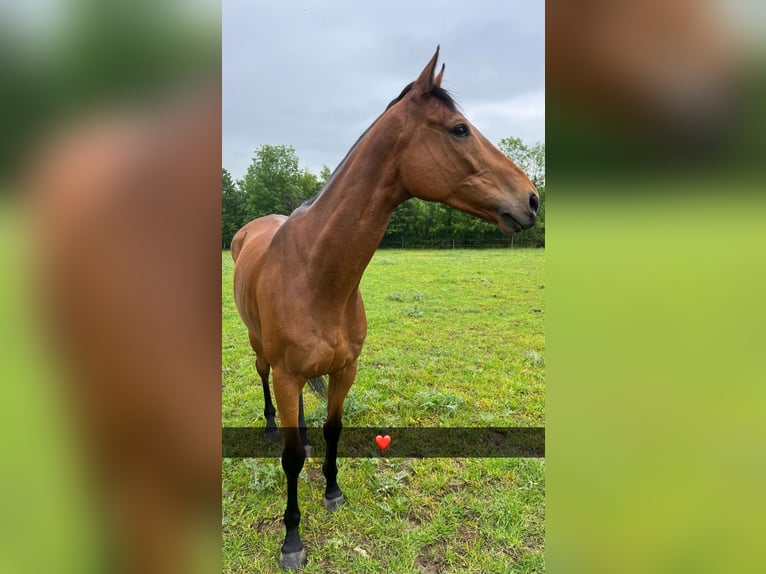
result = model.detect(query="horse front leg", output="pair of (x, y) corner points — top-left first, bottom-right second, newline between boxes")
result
(272, 370), (307, 570)
(323, 360), (358, 511)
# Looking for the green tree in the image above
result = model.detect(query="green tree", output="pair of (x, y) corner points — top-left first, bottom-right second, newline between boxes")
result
(241, 144), (315, 217)
(222, 168), (248, 248)
(498, 137), (545, 189)
(385, 199), (430, 247)
(319, 165), (332, 187)
(499, 138), (545, 247)
(298, 169), (322, 200)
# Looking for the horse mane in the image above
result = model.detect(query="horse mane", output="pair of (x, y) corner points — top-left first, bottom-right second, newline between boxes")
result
(292, 83), (458, 215)
(388, 82), (458, 112)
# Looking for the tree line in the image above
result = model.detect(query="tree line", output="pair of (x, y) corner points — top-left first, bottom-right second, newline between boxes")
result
(222, 138), (544, 249)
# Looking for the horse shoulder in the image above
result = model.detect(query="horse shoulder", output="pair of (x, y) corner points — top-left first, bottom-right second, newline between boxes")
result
(344, 288), (367, 348)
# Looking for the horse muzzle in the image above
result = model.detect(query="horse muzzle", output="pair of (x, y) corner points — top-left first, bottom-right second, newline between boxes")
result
(498, 210), (536, 235)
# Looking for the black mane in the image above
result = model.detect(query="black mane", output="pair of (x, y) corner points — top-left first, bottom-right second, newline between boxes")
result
(292, 82), (458, 214)
(387, 82), (458, 112)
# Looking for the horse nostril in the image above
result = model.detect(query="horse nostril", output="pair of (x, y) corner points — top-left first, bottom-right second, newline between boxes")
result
(529, 192), (539, 214)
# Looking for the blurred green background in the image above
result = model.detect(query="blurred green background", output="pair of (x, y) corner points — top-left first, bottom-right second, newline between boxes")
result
(0, 0), (219, 572)
(547, 175), (766, 573)
(0, 198), (98, 572)
(546, 1), (766, 568)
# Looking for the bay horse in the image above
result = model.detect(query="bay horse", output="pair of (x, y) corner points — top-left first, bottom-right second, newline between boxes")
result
(232, 47), (538, 570)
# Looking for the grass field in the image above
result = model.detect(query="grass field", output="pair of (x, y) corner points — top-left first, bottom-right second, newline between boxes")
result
(222, 248), (545, 573)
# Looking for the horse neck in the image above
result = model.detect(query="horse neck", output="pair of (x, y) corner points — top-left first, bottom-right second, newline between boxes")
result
(293, 125), (409, 299)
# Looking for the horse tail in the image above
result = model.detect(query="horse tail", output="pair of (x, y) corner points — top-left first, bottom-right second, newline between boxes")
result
(308, 376), (327, 399)
(230, 229), (247, 262)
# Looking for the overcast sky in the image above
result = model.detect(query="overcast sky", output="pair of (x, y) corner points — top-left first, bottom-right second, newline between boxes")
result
(223, 0), (544, 179)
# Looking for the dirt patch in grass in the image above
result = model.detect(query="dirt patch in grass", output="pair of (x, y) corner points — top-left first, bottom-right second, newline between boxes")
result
(504, 535), (544, 564)
(404, 517), (420, 531)
(252, 513), (281, 535)
(305, 465), (324, 483)
(503, 545), (524, 563)
(522, 531), (544, 553)
(415, 542), (448, 574)
(456, 523), (479, 547)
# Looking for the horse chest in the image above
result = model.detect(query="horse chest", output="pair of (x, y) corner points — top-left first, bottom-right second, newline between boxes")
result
(261, 298), (365, 377)
(278, 330), (360, 378)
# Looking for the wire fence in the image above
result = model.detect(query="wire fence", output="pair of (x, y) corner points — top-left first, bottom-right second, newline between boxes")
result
(224, 237), (543, 250)
(377, 236), (544, 249)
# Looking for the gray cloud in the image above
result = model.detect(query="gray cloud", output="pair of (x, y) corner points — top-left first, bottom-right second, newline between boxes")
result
(223, 0), (544, 178)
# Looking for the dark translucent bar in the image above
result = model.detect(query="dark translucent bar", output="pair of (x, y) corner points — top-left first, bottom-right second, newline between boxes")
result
(223, 427), (544, 458)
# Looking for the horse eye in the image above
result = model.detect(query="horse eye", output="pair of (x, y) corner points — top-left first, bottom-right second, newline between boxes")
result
(450, 123), (470, 137)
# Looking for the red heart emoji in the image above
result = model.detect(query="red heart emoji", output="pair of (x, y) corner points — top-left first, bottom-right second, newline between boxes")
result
(375, 434), (391, 450)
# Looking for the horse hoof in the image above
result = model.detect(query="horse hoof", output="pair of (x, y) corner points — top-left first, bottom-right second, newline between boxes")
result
(264, 428), (280, 442)
(323, 493), (345, 512)
(279, 548), (307, 571)
(304, 444), (314, 458)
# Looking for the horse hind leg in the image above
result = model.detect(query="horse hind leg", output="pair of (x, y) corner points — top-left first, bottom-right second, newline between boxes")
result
(300, 376), (327, 458)
(299, 392), (313, 458)
(257, 357), (280, 442)
(249, 332), (279, 442)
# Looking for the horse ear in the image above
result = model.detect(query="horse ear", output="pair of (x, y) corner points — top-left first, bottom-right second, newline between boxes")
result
(412, 46), (440, 98)
(434, 63), (445, 88)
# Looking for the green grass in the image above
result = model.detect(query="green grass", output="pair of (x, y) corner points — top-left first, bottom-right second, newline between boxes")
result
(223, 248), (545, 573)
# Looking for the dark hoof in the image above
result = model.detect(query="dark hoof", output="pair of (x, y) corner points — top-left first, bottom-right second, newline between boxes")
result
(303, 444), (314, 458)
(279, 548), (307, 571)
(323, 493), (345, 512)
(264, 428), (280, 442)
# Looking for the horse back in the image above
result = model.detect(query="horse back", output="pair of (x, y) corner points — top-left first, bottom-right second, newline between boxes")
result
(232, 215), (287, 262)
